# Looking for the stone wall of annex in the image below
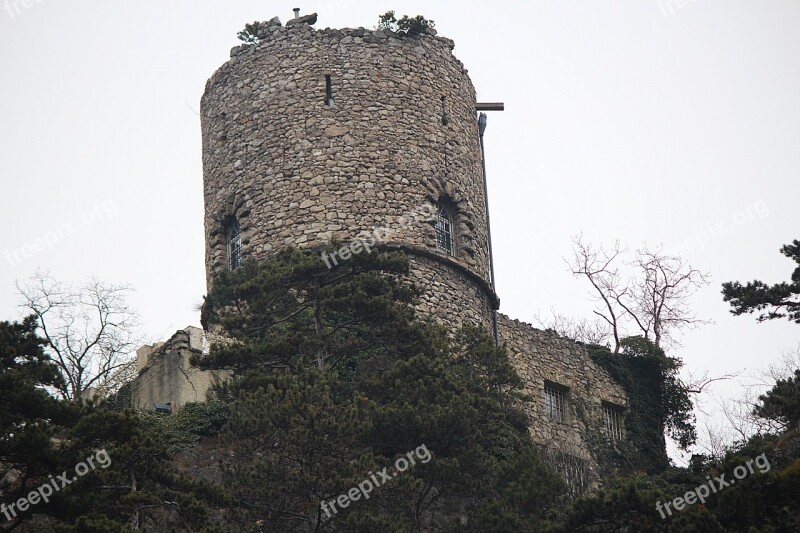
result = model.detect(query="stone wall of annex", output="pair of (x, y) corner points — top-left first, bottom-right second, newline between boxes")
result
(129, 327), (232, 412)
(498, 314), (628, 481)
(201, 16), (496, 332)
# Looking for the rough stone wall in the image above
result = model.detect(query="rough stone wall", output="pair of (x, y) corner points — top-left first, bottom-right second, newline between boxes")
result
(498, 314), (628, 481)
(404, 250), (494, 333)
(201, 17), (495, 331)
(129, 327), (232, 411)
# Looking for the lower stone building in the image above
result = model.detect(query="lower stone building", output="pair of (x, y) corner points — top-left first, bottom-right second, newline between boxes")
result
(129, 313), (628, 493)
(129, 326), (231, 412)
(498, 314), (628, 493)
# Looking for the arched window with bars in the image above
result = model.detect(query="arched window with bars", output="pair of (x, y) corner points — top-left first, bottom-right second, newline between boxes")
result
(226, 218), (242, 270)
(435, 203), (455, 256)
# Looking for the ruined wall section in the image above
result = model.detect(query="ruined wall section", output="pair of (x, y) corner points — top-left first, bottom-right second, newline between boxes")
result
(129, 327), (232, 411)
(201, 18), (495, 331)
(498, 314), (628, 482)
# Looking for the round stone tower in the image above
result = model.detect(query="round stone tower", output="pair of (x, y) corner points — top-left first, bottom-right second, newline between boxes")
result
(201, 16), (498, 332)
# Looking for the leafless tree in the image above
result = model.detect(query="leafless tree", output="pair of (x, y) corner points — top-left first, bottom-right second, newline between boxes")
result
(692, 344), (800, 454)
(568, 238), (628, 352)
(696, 393), (777, 455)
(533, 308), (613, 346)
(629, 245), (712, 349)
(568, 236), (712, 353)
(695, 421), (731, 461)
(765, 343), (800, 384)
(17, 272), (142, 403)
(730, 344), (799, 435)
(682, 368), (743, 395)
(96, 356), (138, 397)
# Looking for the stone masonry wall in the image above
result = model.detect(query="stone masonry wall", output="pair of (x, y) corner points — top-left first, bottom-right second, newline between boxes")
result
(498, 314), (628, 484)
(405, 251), (494, 333)
(201, 17), (496, 331)
(129, 327), (232, 411)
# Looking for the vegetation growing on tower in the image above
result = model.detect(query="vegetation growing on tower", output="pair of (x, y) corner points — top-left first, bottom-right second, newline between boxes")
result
(377, 11), (435, 36)
(236, 21), (264, 44)
(193, 246), (567, 530)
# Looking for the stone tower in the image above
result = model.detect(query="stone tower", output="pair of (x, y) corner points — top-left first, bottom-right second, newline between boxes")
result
(130, 15), (633, 492)
(201, 16), (498, 332)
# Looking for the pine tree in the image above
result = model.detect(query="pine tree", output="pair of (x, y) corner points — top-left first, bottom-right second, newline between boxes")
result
(0, 316), (74, 530)
(198, 247), (564, 531)
(722, 239), (800, 323)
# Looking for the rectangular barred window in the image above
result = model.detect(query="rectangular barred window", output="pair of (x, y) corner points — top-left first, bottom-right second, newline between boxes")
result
(227, 219), (242, 271)
(544, 382), (568, 423)
(602, 402), (624, 440)
(435, 204), (454, 255)
(544, 449), (591, 499)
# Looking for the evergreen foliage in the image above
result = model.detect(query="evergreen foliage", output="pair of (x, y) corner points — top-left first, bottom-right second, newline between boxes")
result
(722, 239), (800, 323)
(199, 247), (564, 530)
(755, 369), (800, 431)
(46, 407), (219, 531)
(549, 278), (800, 531)
(377, 11), (436, 36)
(6, 243), (800, 530)
(0, 316), (76, 529)
(237, 21), (264, 44)
(551, 440), (800, 531)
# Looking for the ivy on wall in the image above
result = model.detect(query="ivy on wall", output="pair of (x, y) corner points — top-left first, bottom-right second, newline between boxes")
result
(586, 337), (696, 475)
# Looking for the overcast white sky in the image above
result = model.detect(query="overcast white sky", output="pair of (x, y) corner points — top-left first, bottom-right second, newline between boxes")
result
(1, 1), (798, 463)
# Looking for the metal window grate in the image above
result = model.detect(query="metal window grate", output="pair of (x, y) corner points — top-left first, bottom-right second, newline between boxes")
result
(227, 219), (242, 271)
(435, 205), (454, 255)
(544, 384), (567, 423)
(545, 448), (591, 499)
(602, 404), (624, 440)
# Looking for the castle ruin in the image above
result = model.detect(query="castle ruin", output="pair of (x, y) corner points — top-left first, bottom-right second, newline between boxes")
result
(130, 12), (628, 488)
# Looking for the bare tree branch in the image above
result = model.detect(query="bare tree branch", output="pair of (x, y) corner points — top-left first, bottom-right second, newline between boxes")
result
(693, 346), (800, 453)
(631, 244), (713, 349)
(567, 236), (712, 352)
(681, 369), (741, 395)
(17, 272), (143, 403)
(533, 308), (612, 346)
(567, 237), (628, 353)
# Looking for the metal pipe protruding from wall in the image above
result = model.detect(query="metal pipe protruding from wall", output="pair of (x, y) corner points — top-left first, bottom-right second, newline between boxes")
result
(478, 112), (500, 347)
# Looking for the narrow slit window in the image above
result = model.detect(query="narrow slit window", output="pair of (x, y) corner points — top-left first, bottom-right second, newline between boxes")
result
(435, 204), (455, 255)
(441, 96), (449, 125)
(227, 218), (242, 271)
(324, 74), (333, 107)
